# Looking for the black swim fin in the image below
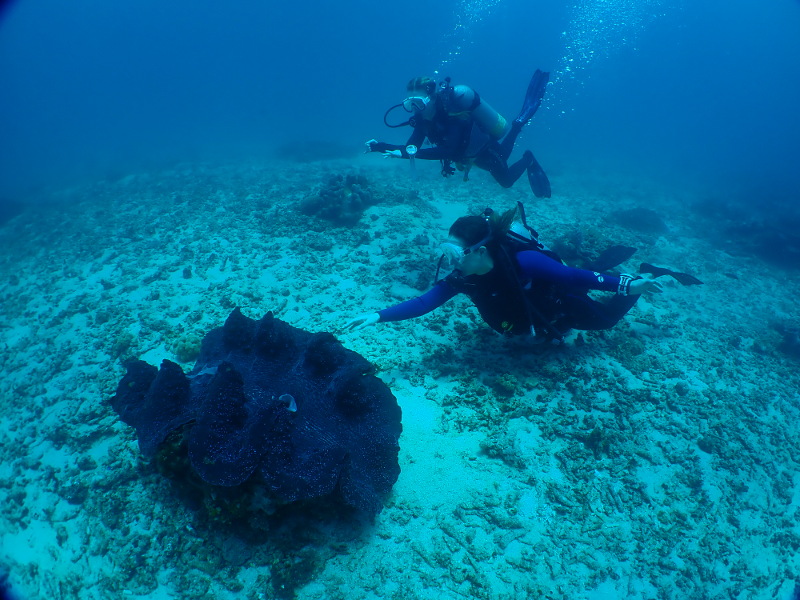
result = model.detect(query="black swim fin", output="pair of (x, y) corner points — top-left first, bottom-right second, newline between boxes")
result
(586, 245), (637, 271)
(527, 152), (551, 198)
(639, 263), (703, 285)
(516, 69), (550, 125)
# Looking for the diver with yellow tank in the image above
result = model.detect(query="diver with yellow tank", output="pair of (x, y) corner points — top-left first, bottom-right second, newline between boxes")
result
(365, 70), (551, 198)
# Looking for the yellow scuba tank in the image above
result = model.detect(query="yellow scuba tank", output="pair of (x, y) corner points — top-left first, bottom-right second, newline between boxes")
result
(471, 97), (508, 140)
(447, 83), (509, 140)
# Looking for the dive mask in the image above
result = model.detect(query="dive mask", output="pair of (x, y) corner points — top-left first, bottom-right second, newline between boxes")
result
(403, 95), (430, 113)
(438, 242), (467, 273)
(435, 235), (492, 280)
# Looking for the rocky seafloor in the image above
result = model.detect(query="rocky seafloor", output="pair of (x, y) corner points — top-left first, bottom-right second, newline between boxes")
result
(1, 159), (799, 600)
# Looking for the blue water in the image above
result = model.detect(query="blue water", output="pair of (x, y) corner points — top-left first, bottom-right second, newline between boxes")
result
(1, 0), (798, 203)
(3, 3), (800, 598)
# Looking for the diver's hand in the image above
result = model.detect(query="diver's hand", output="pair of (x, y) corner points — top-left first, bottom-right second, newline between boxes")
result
(365, 139), (396, 155)
(630, 277), (664, 295)
(344, 313), (380, 331)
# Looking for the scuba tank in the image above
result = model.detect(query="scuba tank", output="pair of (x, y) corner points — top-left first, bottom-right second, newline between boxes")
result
(438, 79), (508, 140)
(471, 96), (507, 140)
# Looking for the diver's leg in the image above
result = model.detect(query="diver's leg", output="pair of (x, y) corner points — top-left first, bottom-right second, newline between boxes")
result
(512, 70), (553, 198)
(497, 120), (524, 160)
(496, 121), (551, 197)
(556, 294), (639, 331)
(474, 144), (533, 188)
(527, 151), (551, 198)
(502, 150), (535, 187)
(478, 146), (549, 196)
(598, 295), (640, 328)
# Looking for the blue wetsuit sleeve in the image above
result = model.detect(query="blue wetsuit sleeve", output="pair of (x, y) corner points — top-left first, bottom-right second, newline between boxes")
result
(516, 251), (620, 293)
(378, 280), (458, 322)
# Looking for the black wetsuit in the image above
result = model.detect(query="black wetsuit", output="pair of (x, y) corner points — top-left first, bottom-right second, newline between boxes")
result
(371, 87), (534, 188)
(470, 120), (532, 188)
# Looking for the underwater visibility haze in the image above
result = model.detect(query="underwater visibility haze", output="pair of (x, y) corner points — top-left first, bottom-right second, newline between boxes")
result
(0, 0), (798, 201)
(1, 0), (800, 599)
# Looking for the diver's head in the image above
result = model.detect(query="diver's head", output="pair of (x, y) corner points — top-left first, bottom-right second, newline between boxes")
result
(458, 244), (494, 276)
(403, 77), (437, 117)
(438, 214), (495, 277)
(434, 206), (531, 281)
(406, 77), (437, 96)
(438, 239), (494, 277)
(384, 77), (437, 128)
(449, 215), (492, 248)
(446, 207), (520, 275)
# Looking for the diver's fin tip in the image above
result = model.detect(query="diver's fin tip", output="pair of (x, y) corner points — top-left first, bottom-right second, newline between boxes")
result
(526, 153), (551, 199)
(516, 69), (550, 124)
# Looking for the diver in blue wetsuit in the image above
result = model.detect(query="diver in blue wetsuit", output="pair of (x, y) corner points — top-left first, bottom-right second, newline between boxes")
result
(365, 71), (552, 198)
(345, 205), (663, 342)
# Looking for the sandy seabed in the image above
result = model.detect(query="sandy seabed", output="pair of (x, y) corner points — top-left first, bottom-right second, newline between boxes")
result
(1, 158), (799, 600)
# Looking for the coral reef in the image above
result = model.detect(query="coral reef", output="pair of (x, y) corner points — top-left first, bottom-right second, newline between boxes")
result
(693, 195), (800, 269)
(300, 173), (375, 225)
(613, 207), (669, 233)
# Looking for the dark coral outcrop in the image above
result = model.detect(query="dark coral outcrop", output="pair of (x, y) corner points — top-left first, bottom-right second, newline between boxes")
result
(299, 173), (374, 225)
(111, 308), (402, 516)
(613, 207), (669, 234)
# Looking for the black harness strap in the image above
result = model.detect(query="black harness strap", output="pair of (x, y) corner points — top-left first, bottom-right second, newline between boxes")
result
(498, 243), (564, 341)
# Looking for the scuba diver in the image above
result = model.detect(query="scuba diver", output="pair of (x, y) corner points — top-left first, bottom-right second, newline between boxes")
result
(365, 70), (553, 198)
(345, 203), (667, 342)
